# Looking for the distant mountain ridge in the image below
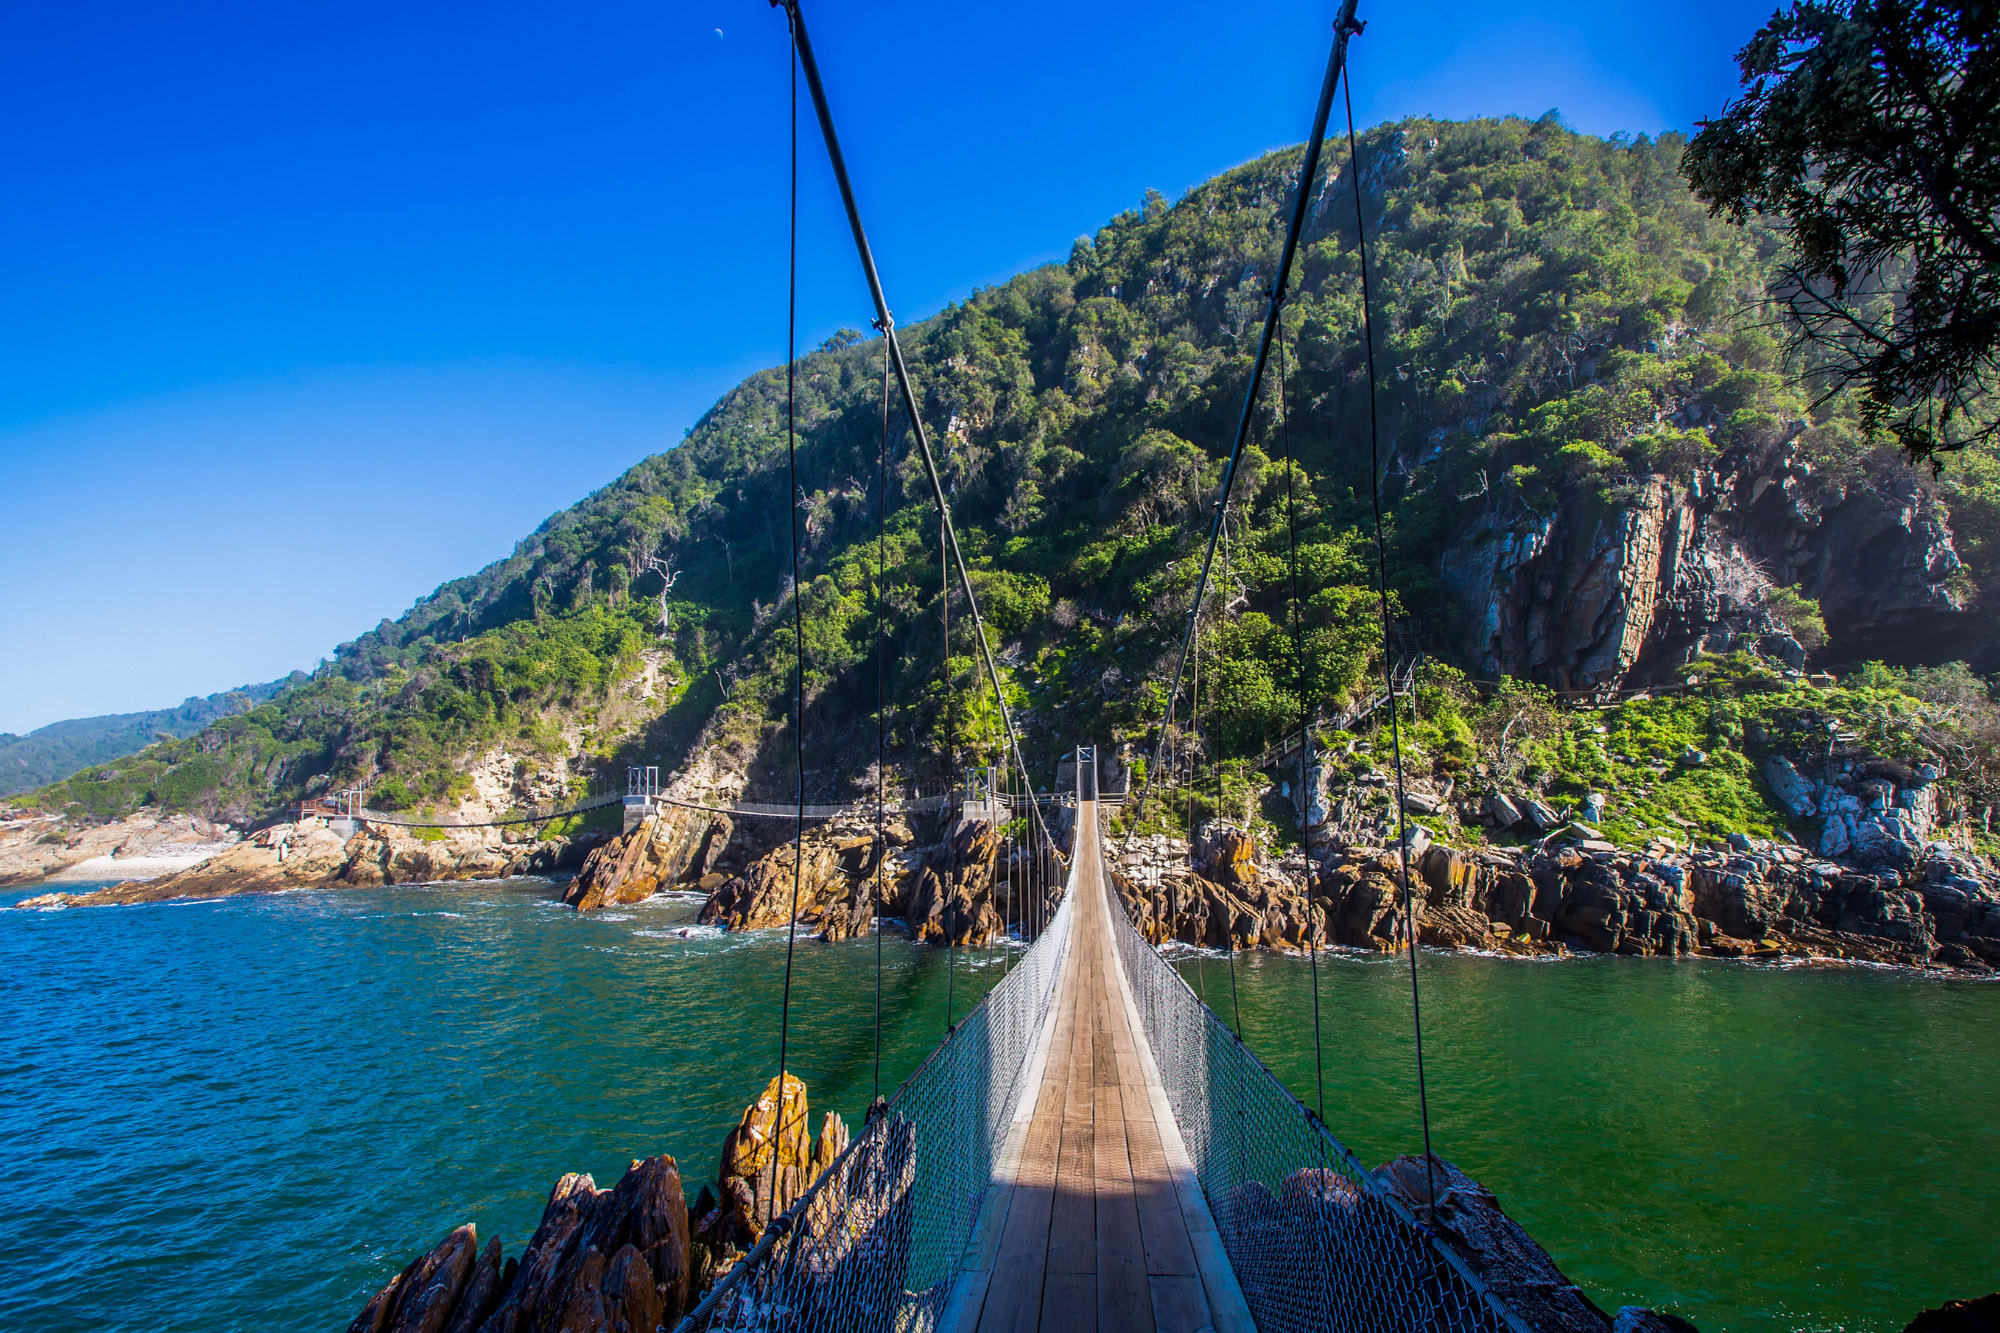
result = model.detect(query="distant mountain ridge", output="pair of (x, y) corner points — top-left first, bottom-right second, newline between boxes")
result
(0, 676), (302, 797)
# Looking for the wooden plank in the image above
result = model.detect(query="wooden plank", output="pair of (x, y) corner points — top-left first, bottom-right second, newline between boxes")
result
(1046, 1120), (1097, 1273)
(1147, 1275), (1216, 1333)
(1062, 1015), (1095, 1125)
(1039, 1272), (1096, 1333)
(976, 1183), (1056, 1333)
(1120, 1112), (1199, 1278)
(1094, 1085), (1154, 1333)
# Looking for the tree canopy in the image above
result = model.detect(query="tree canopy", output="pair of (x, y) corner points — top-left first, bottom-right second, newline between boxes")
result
(1683, 0), (2000, 463)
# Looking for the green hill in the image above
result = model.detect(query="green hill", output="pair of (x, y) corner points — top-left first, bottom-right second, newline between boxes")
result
(19, 115), (1998, 837)
(0, 676), (299, 798)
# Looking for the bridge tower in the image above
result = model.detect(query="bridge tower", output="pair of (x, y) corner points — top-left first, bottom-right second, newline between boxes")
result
(624, 766), (659, 834)
(1074, 743), (1098, 801)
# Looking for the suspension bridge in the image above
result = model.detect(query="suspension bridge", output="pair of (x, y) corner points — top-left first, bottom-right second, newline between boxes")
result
(652, 0), (1547, 1327)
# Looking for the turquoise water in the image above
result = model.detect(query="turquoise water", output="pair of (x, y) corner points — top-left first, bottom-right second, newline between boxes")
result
(0, 880), (1009, 1333)
(1, 880), (1993, 1332)
(1171, 947), (2000, 1332)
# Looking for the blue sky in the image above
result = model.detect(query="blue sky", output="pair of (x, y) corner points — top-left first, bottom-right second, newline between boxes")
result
(0, 0), (1770, 734)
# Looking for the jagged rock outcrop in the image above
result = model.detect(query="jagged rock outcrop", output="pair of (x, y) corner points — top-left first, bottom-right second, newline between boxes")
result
(1110, 819), (2000, 972)
(711, 1073), (848, 1230)
(565, 806), (731, 911)
(699, 835), (849, 930)
(902, 820), (1009, 947)
(1372, 1155), (1697, 1332)
(348, 1070), (882, 1333)
(346, 1155), (691, 1333)
(1902, 1293), (2000, 1332)
(1442, 439), (1972, 691)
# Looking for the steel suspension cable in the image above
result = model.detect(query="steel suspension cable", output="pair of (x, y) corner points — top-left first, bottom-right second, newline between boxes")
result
(1343, 65), (1438, 1218)
(1218, 507), (1243, 1039)
(1121, 0), (1363, 857)
(1189, 605), (1207, 1010)
(772, 12), (807, 1229)
(774, 0), (1058, 873)
(872, 323), (891, 1102)
(942, 513), (956, 1033)
(1278, 334), (1328, 1122)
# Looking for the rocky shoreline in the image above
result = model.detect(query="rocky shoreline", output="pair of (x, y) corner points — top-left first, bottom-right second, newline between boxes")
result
(1109, 821), (2000, 975)
(13, 779), (2000, 979)
(565, 805), (1064, 946)
(8, 814), (606, 910)
(0, 809), (243, 887)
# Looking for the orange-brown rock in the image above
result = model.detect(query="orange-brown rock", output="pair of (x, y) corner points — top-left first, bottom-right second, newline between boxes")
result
(718, 1072), (815, 1221)
(699, 837), (846, 930)
(903, 820), (1006, 946)
(1418, 903), (1497, 950)
(565, 807), (725, 912)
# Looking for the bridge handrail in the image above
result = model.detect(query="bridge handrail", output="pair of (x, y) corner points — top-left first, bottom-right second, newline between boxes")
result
(670, 823), (1082, 1333)
(1101, 827), (1535, 1333)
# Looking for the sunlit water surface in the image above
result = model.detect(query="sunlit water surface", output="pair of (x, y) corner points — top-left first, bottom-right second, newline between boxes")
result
(1, 879), (1992, 1332)
(0, 879), (1009, 1333)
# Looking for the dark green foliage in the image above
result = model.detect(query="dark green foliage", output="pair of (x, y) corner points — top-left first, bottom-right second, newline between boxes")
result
(1683, 0), (2000, 461)
(0, 676), (297, 797)
(1765, 585), (1831, 653)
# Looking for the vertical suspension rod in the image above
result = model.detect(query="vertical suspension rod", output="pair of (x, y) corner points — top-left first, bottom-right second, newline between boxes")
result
(1121, 0), (1363, 854)
(776, 0), (1055, 859)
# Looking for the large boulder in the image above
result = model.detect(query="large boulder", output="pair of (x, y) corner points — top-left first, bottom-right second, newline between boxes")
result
(567, 808), (722, 911)
(347, 1155), (693, 1333)
(700, 836), (846, 931)
(1418, 903), (1495, 950)
(1764, 756), (1818, 818)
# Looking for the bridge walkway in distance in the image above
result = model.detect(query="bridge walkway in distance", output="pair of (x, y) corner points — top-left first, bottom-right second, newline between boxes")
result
(952, 801), (1254, 1333)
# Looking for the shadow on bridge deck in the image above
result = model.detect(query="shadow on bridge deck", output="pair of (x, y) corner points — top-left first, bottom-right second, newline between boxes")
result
(952, 804), (1253, 1333)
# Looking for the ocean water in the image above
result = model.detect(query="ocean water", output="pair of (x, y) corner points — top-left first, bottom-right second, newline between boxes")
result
(1, 879), (1993, 1332)
(0, 879), (1010, 1333)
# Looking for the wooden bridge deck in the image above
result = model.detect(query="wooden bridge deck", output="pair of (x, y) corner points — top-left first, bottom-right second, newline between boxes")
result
(953, 804), (1249, 1333)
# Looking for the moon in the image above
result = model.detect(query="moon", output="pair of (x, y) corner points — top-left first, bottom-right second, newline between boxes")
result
(714, 27), (724, 38)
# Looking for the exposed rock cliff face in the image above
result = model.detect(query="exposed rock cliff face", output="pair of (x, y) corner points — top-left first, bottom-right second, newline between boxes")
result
(1442, 439), (1971, 690)
(564, 805), (733, 911)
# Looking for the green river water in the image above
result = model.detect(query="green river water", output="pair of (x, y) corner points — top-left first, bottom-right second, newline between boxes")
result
(1171, 946), (1999, 1330)
(1, 877), (1992, 1331)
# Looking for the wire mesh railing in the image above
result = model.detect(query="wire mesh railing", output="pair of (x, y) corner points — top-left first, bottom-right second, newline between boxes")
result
(1101, 829), (1533, 1333)
(670, 839), (1079, 1333)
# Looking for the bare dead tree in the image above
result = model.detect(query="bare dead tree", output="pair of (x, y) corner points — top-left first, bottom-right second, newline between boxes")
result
(644, 553), (679, 637)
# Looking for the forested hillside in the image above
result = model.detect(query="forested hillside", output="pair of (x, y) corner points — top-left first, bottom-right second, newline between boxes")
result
(0, 677), (298, 798)
(19, 114), (1999, 831)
